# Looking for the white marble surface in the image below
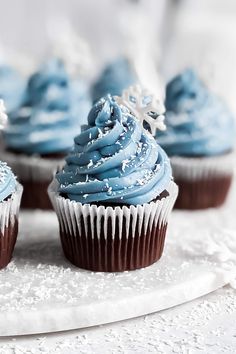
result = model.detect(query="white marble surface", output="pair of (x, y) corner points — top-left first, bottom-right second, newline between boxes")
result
(0, 180), (235, 340)
(0, 179), (235, 350)
(0, 286), (236, 354)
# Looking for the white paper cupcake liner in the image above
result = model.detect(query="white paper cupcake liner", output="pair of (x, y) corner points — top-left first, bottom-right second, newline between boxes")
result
(0, 182), (23, 234)
(49, 180), (178, 239)
(0, 149), (64, 182)
(170, 150), (236, 181)
(48, 180), (178, 271)
(0, 182), (23, 268)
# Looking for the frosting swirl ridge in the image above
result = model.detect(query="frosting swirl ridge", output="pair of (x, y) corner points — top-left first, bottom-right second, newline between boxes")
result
(4, 59), (91, 155)
(57, 95), (172, 205)
(158, 69), (236, 156)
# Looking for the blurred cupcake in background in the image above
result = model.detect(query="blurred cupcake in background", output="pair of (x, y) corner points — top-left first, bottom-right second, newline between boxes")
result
(49, 88), (178, 272)
(0, 65), (26, 115)
(1, 58), (91, 209)
(92, 57), (137, 103)
(158, 69), (236, 209)
(0, 101), (23, 269)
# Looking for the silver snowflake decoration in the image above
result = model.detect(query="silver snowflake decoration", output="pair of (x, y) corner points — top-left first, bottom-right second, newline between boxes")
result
(115, 85), (166, 135)
(0, 100), (7, 130)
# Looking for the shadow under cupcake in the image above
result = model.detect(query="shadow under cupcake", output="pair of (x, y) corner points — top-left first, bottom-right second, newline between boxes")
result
(49, 94), (178, 272)
(158, 69), (236, 210)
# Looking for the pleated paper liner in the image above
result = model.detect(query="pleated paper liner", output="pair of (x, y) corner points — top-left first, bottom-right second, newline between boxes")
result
(170, 151), (235, 210)
(0, 150), (64, 210)
(0, 183), (23, 269)
(48, 180), (178, 272)
(0, 219), (18, 269)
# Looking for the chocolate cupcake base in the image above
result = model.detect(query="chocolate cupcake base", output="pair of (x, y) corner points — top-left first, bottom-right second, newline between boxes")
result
(21, 180), (52, 210)
(60, 217), (168, 272)
(49, 180), (178, 272)
(170, 152), (235, 210)
(0, 150), (64, 210)
(175, 175), (232, 210)
(0, 219), (18, 269)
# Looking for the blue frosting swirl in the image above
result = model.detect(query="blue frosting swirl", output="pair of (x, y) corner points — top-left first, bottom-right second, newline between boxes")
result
(56, 95), (172, 205)
(92, 58), (136, 103)
(0, 65), (26, 114)
(158, 69), (236, 156)
(4, 59), (91, 155)
(0, 161), (16, 202)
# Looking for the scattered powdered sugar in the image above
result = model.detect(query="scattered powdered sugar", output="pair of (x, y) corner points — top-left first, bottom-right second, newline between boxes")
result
(0, 180), (235, 350)
(177, 226), (236, 290)
(87, 159), (94, 168)
(121, 159), (129, 172)
(87, 127), (111, 147)
(0, 286), (236, 353)
(136, 141), (143, 154)
(0, 211), (196, 313)
(0, 201), (234, 315)
(107, 186), (112, 195)
(134, 164), (161, 187)
(179, 228), (236, 264)
(0, 162), (13, 184)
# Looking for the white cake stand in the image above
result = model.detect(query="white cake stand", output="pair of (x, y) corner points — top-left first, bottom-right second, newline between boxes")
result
(0, 196), (235, 336)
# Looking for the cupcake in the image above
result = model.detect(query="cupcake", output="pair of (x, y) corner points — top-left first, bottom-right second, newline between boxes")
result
(158, 69), (236, 209)
(0, 162), (22, 269)
(0, 64), (26, 115)
(0, 102), (23, 269)
(1, 58), (91, 209)
(49, 88), (178, 272)
(92, 57), (137, 103)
